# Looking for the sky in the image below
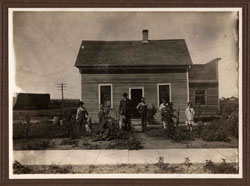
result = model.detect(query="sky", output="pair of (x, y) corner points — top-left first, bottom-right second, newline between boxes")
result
(12, 10), (239, 99)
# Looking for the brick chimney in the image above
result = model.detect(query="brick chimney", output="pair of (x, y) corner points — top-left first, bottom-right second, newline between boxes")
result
(142, 29), (149, 43)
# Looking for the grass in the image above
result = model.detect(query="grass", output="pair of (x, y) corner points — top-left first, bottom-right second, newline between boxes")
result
(13, 122), (68, 139)
(21, 140), (51, 150)
(145, 125), (196, 141)
(13, 107), (76, 118)
(106, 135), (143, 150)
(203, 159), (238, 174)
(60, 139), (79, 147)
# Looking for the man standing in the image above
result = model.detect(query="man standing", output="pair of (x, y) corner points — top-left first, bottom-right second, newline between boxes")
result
(185, 102), (195, 132)
(136, 97), (148, 132)
(119, 93), (132, 131)
(76, 101), (89, 134)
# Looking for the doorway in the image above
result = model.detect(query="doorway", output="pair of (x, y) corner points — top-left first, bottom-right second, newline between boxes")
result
(157, 83), (171, 107)
(129, 87), (144, 118)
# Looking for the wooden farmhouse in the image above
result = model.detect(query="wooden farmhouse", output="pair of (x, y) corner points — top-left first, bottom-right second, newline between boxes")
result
(75, 30), (220, 122)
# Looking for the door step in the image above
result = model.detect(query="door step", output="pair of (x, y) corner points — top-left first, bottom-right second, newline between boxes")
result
(131, 119), (141, 125)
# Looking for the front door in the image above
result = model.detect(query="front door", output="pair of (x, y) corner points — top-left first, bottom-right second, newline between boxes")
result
(130, 88), (143, 118)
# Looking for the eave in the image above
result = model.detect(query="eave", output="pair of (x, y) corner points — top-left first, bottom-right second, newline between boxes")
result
(75, 65), (190, 74)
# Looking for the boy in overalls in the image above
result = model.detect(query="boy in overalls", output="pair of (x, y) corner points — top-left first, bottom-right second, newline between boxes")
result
(76, 101), (89, 134)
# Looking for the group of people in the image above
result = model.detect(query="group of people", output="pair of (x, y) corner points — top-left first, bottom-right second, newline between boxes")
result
(75, 92), (196, 135)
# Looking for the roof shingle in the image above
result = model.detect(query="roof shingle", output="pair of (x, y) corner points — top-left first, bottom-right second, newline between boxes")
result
(75, 40), (193, 67)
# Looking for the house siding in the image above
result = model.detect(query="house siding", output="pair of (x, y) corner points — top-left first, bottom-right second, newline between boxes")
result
(189, 85), (219, 117)
(81, 73), (188, 122)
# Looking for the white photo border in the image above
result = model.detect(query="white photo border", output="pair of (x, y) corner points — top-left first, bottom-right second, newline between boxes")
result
(8, 7), (243, 179)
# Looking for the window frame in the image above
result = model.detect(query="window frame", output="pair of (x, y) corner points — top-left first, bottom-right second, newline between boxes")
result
(194, 89), (207, 106)
(98, 84), (113, 108)
(128, 87), (144, 100)
(157, 83), (172, 107)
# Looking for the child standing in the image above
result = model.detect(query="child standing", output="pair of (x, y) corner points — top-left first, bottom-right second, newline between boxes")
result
(185, 102), (195, 131)
(136, 97), (148, 132)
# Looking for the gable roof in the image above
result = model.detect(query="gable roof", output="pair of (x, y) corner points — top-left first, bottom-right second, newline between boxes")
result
(189, 58), (220, 82)
(75, 39), (193, 67)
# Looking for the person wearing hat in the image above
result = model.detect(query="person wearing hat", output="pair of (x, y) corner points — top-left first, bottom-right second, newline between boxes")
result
(76, 101), (89, 134)
(119, 93), (132, 131)
(136, 97), (148, 132)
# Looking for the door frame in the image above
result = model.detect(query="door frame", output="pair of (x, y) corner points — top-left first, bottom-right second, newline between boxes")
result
(157, 83), (172, 107)
(129, 87), (144, 100)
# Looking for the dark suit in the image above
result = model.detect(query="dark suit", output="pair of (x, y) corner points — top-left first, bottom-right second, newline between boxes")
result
(119, 98), (132, 131)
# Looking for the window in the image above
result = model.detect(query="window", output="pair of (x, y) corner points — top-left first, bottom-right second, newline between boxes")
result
(157, 84), (171, 107)
(99, 84), (113, 108)
(195, 90), (206, 105)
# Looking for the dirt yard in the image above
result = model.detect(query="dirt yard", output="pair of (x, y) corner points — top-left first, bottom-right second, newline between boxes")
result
(13, 125), (238, 150)
(12, 109), (238, 150)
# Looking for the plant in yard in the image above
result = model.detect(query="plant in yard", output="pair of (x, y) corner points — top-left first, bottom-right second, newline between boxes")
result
(48, 164), (73, 174)
(88, 165), (96, 173)
(13, 161), (32, 174)
(39, 140), (50, 149)
(60, 139), (79, 147)
(21, 140), (51, 150)
(128, 136), (143, 150)
(161, 104), (177, 139)
(172, 126), (194, 142)
(154, 156), (169, 170)
(106, 135), (143, 150)
(203, 159), (238, 174)
(201, 119), (231, 142)
(147, 104), (158, 124)
(196, 121), (204, 138)
(183, 157), (192, 167)
(194, 103), (202, 122)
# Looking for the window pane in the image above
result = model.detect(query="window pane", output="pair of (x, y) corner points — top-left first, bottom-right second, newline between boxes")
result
(100, 85), (111, 107)
(159, 85), (170, 105)
(195, 90), (206, 105)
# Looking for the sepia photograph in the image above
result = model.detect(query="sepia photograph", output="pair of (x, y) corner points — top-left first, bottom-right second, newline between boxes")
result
(8, 8), (242, 179)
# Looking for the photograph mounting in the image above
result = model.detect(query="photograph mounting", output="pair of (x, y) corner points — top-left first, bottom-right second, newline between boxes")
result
(8, 8), (242, 179)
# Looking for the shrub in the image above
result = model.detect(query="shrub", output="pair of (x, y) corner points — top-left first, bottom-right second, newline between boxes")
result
(106, 135), (143, 150)
(13, 161), (32, 174)
(128, 136), (143, 150)
(154, 156), (169, 170)
(22, 140), (51, 150)
(147, 104), (158, 124)
(60, 139), (78, 146)
(172, 127), (194, 142)
(203, 159), (238, 174)
(154, 156), (184, 173)
(202, 119), (230, 142)
(82, 140), (100, 149)
(48, 164), (73, 174)
(182, 157), (192, 167)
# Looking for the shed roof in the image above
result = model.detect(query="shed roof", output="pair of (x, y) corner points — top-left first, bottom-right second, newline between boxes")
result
(189, 58), (220, 82)
(75, 39), (193, 67)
